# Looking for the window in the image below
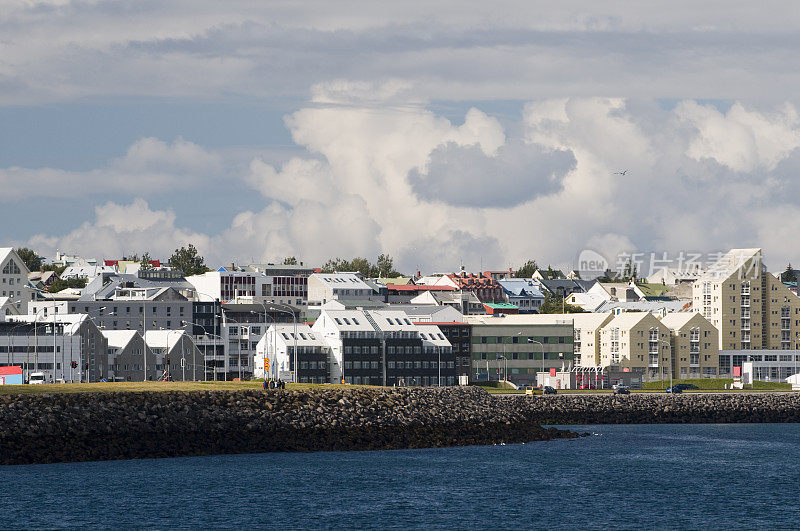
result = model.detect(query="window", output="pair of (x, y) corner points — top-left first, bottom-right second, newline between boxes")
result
(481, 337), (487, 344)
(2, 260), (20, 274)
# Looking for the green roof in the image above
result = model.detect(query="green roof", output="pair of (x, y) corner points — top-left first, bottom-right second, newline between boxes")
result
(637, 283), (672, 298)
(484, 303), (519, 309)
(377, 277), (412, 285)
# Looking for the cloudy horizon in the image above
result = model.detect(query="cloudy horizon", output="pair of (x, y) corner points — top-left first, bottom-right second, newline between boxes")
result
(5, 1), (800, 274)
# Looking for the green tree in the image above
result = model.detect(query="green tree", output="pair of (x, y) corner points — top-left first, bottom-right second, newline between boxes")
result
(41, 264), (66, 276)
(538, 293), (585, 314)
(783, 264), (797, 283)
(168, 244), (209, 276)
(514, 260), (538, 278)
(48, 277), (88, 293)
(376, 254), (402, 277)
(322, 255), (403, 278)
(321, 258), (348, 273)
(15, 248), (42, 272)
(283, 256), (298, 265)
(139, 252), (154, 271)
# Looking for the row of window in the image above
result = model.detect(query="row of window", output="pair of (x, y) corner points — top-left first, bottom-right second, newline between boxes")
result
(341, 376), (457, 386)
(477, 335), (568, 344)
(342, 360), (457, 370)
(477, 352), (561, 360)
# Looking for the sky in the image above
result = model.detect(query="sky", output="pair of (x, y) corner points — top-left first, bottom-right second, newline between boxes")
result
(4, 1), (800, 274)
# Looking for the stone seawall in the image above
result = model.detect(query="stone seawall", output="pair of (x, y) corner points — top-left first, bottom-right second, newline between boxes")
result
(0, 387), (579, 465)
(499, 393), (800, 424)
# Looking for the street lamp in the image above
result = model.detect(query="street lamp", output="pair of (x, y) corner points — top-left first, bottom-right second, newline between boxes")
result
(252, 308), (276, 384)
(191, 292), (221, 382)
(182, 320), (222, 382)
(266, 303), (297, 383)
(159, 328), (183, 381)
(528, 337), (544, 386)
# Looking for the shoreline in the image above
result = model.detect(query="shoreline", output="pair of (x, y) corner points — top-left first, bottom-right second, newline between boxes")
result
(0, 387), (582, 466)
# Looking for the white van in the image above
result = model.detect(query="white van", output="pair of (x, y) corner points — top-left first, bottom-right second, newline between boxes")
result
(29, 372), (45, 385)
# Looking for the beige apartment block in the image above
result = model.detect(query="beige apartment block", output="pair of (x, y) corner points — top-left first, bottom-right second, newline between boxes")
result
(660, 312), (718, 379)
(570, 313), (614, 368)
(599, 312), (671, 380)
(692, 248), (800, 350)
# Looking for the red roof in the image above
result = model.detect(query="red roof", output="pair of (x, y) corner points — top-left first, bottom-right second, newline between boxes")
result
(386, 284), (456, 292)
(0, 366), (22, 376)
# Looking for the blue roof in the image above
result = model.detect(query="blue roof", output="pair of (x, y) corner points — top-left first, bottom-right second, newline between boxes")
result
(497, 278), (545, 298)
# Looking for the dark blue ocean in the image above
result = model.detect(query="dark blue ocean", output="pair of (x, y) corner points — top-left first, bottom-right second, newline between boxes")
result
(2, 424), (800, 529)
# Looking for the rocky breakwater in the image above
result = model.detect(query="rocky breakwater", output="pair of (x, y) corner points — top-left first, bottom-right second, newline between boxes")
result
(496, 393), (800, 424)
(0, 387), (582, 465)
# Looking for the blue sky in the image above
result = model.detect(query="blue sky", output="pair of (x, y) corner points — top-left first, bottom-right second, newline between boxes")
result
(5, 1), (800, 272)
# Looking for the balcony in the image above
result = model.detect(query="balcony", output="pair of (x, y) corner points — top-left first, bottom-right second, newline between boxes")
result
(648, 357), (659, 368)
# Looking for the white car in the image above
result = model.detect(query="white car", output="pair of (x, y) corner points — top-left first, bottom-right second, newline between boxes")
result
(28, 372), (45, 384)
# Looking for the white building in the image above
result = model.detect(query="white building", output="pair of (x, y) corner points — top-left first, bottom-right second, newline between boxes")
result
(61, 258), (117, 281)
(307, 273), (375, 307)
(254, 324), (330, 382)
(187, 269), (308, 315)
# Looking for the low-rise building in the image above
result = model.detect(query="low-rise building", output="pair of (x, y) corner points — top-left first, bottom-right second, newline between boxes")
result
(464, 314), (575, 386)
(103, 330), (156, 382)
(311, 309), (454, 386)
(497, 278), (545, 313)
(254, 324), (330, 383)
(3, 314), (108, 383)
(143, 330), (204, 381)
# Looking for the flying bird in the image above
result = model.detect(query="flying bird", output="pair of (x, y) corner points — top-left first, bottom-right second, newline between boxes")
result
(614, 170), (628, 175)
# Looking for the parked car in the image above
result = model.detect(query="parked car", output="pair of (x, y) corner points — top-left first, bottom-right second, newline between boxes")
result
(666, 385), (683, 394)
(613, 385), (631, 395)
(543, 386), (557, 395)
(28, 372), (45, 385)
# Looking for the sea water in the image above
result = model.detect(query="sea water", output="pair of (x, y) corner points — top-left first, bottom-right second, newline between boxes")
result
(2, 424), (799, 529)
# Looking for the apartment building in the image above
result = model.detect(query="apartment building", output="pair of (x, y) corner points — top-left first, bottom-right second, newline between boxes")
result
(660, 312), (718, 379)
(692, 248), (800, 350)
(464, 314), (575, 386)
(570, 313), (614, 368)
(598, 312), (671, 380)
